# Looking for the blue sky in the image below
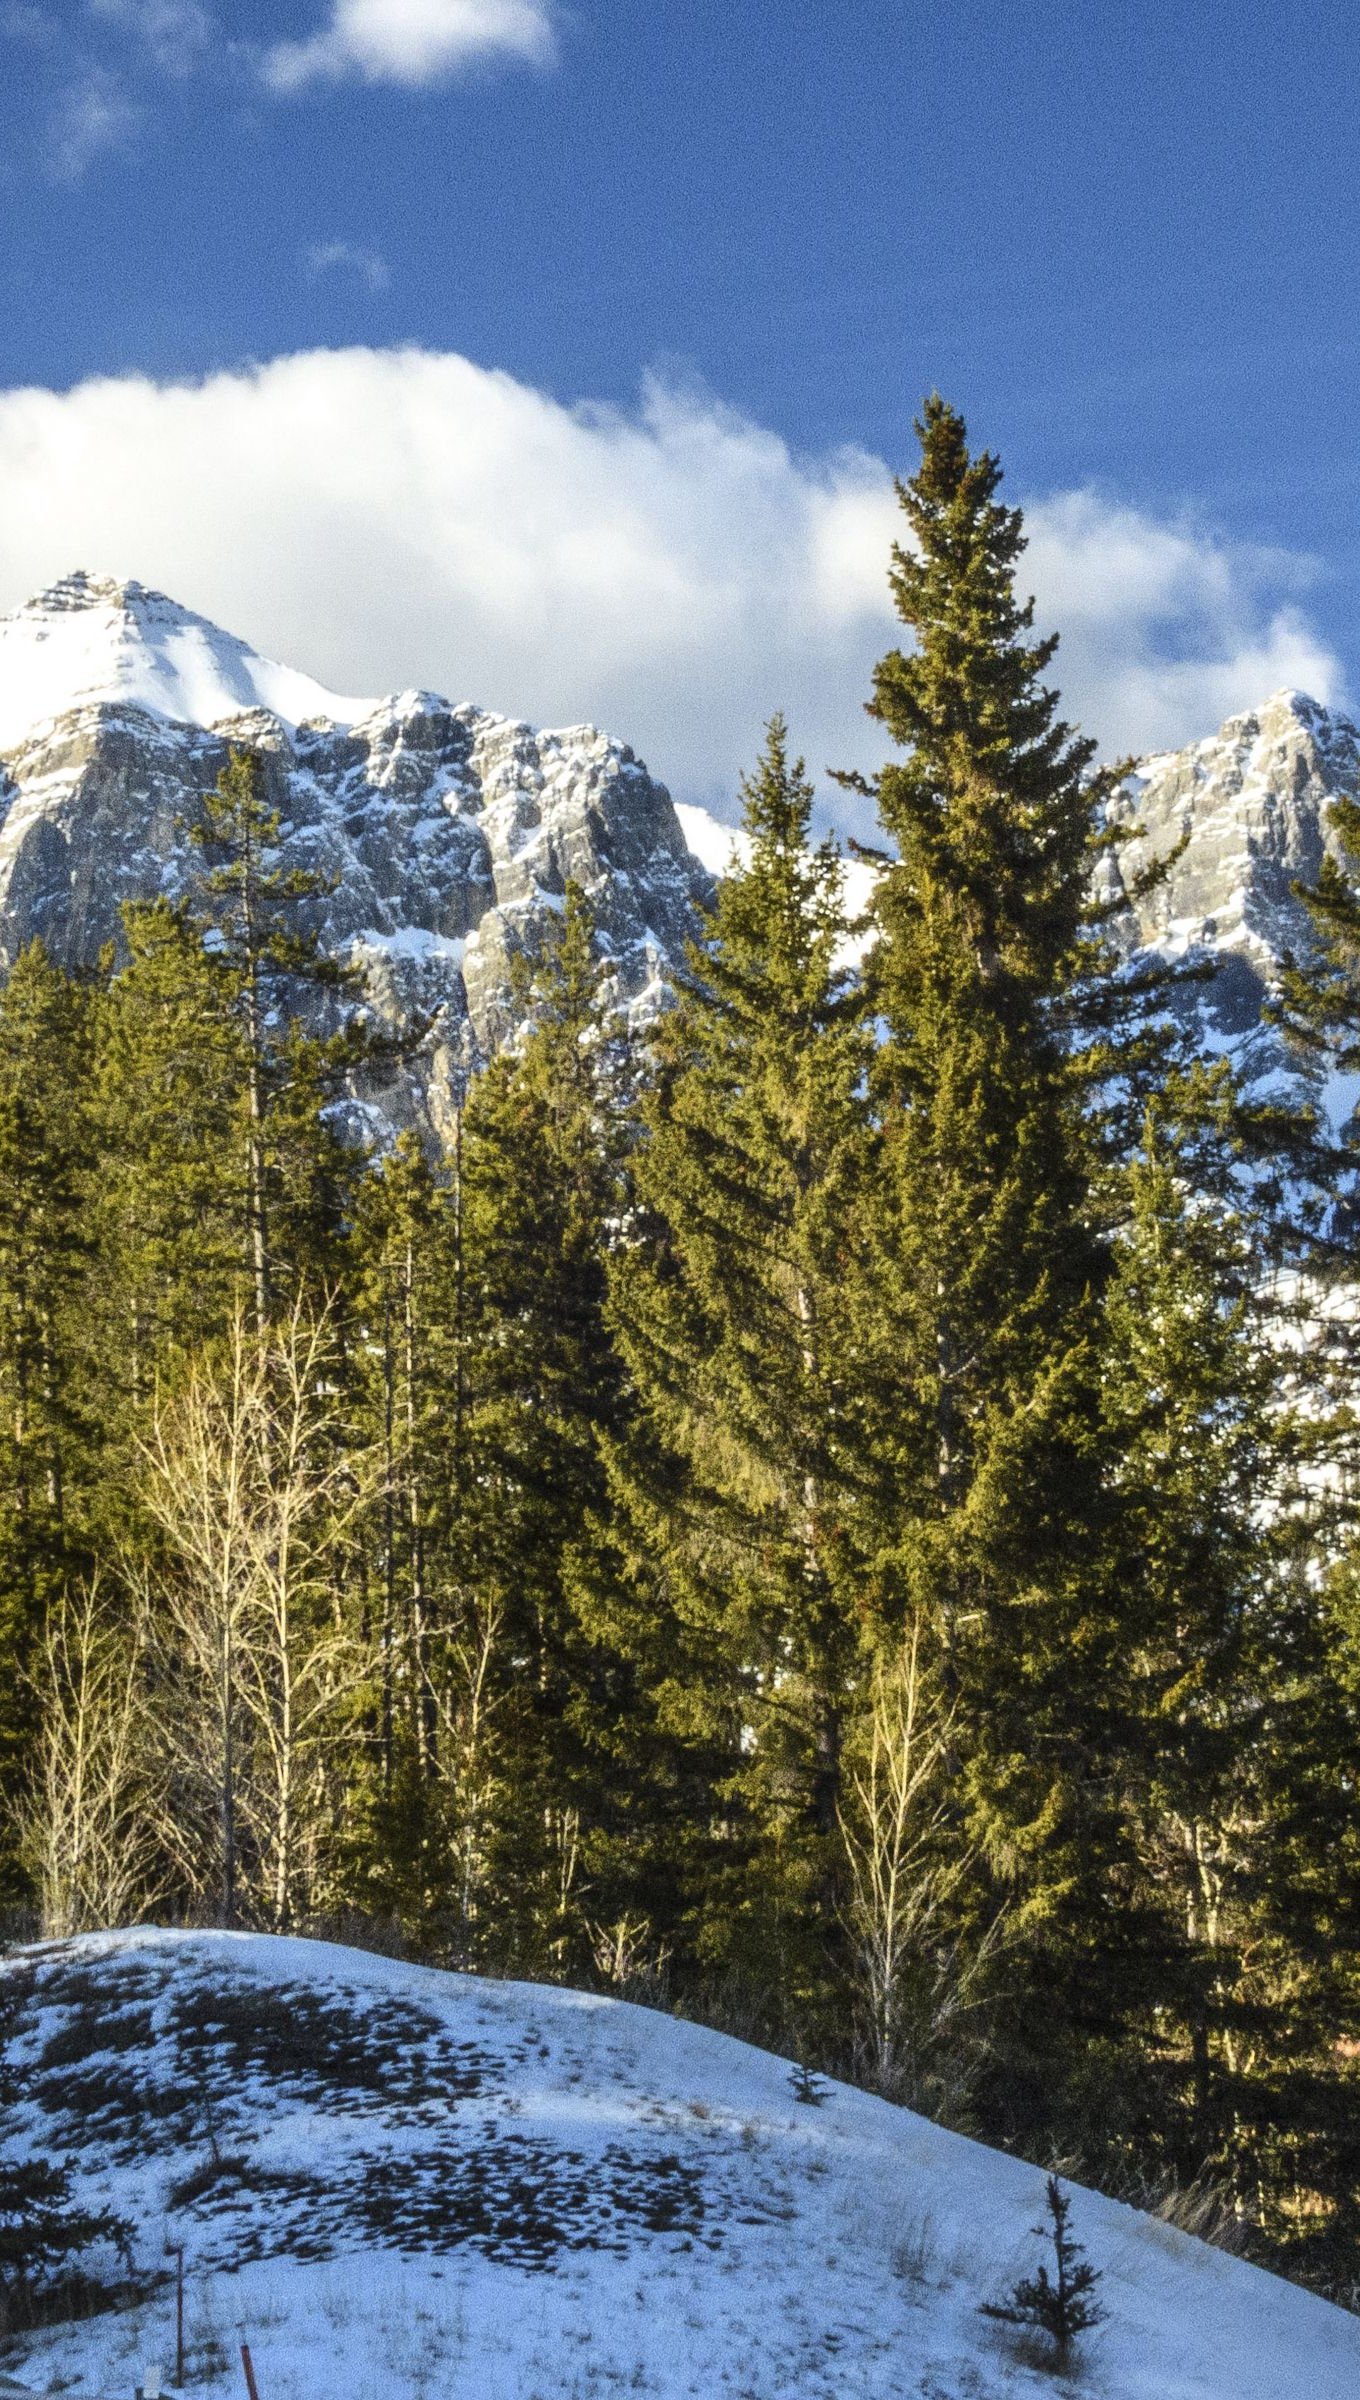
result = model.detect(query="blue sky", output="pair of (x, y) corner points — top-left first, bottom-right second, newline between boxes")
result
(1, 0), (1357, 821)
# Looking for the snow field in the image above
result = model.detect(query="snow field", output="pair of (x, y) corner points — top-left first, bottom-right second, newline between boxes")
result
(0, 1929), (1354, 2400)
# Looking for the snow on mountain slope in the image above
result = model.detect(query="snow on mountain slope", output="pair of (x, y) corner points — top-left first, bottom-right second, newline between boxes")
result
(0, 575), (1356, 1144)
(674, 801), (744, 877)
(0, 575), (375, 752)
(1105, 687), (1360, 1105)
(0, 577), (713, 1142)
(2, 1929), (1356, 2400)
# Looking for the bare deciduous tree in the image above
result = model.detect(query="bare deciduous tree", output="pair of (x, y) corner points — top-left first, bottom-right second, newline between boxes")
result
(141, 1301), (374, 1929)
(839, 1618), (1004, 2119)
(426, 1588), (506, 1949)
(22, 1575), (161, 1936)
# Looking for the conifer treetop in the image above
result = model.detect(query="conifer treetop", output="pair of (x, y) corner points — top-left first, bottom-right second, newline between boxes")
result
(866, 396), (1122, 996)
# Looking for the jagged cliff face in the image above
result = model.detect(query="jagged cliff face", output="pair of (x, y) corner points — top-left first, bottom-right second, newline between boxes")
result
(0, 574), (713, 1143)
(1104, 687), (1360, 1097)
(0, 577), (1354, 1139)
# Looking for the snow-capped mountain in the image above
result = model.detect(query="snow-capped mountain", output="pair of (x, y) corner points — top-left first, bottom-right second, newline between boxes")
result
(1107, 687), (1360, 1100)
(0, 573), (375, 750)
(3, 1928), (1357, 2400)
(0, 574), (712, 1142)
(0, 575), (1355, 1144)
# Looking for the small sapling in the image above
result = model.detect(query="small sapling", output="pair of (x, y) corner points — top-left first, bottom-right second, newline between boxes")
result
(981, 2174), (1106, 2367)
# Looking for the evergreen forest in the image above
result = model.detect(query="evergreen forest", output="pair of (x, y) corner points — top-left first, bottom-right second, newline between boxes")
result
(4, 402), (1359, 2303)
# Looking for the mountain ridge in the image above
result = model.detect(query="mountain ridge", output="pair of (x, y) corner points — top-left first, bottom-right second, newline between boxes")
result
(1, 574), (1357, 1136)
(0, 573), (713, 1143)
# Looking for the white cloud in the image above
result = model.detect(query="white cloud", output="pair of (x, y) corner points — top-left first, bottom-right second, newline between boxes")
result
(264, 0), (556, 93)
(0, 347), (1342, 832)
(87, 0), (214, 77)
(48, 62), (137, 178)
(305, 240), (392, 292)
(1021, 490), (1345, 760)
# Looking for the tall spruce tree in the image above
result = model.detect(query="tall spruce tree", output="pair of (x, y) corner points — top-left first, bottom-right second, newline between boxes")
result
(1104, 1080), (1360, 2270)
(90, 747), (366, 1439)
(1254, 777), (1360, 2270)
(348, 886), (637, 1971)
(183, 744), (365, 1323)
(841, 398), (1134, 2083)
(595, 722), (871, 2031)
(91, 898), (251, 1438)
(451, 883), (634, 1972)
(0, 945), (97, 1884)
(1098, 1082), (1286, 2160)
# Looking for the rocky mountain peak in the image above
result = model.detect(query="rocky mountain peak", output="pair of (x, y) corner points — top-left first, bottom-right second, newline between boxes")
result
(0, 578), (713, 1143)
(0, 567), (1354, 1137)
(0, 570), (376, 753)
(1105, 684), (1360, 1094)
(21, 568), (137, 615)
(1113, 686), (1360, 964)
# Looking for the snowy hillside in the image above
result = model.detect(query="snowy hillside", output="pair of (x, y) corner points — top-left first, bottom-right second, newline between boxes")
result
(2, 1930), (1356, 2400)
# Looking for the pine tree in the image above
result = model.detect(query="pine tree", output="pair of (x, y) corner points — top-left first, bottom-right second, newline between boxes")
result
(840, 398), (1134, 2077)
(448, 882), (634, 1972)
(596, 722), (871, 2032)
(0, 1973), (131, 2328)
(1246, 787), (1360, 2270)
(87, 747), (367, 1489)
(981, 2176), (1105, 2362)
(1277, 781), (1360, 1085)
(90, 899), (251, 1449)
(347, 885), (637, 1971)
(0, 945), (99, 1882)
(1099, 1079), (1287, 2164)
(182, 744), (365, 1324)
(0, 2152), (130, 2332)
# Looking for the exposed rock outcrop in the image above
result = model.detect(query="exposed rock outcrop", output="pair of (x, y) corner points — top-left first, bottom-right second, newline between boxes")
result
(0, 575), (713, 1144)
(1106, 688), (1360, 1099)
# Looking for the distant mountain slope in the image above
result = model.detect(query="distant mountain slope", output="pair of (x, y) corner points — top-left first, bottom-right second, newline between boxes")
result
(0, 575), (713, 1144)
(0, 577), (1356, 1144)
(1106, 687), (1360, 1108)
(1, 1929), (1355, 2400)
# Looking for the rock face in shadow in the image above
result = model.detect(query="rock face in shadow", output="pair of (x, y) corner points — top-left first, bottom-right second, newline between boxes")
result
(0, 576), (713, 1145)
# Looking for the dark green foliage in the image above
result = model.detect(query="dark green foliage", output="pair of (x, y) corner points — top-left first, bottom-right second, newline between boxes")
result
(180, 744), (367, 1324)
(789, 2062), (827, 2106)
(92, 748), (364, 1402)
(594, 719), (870, 2031)
(0, 947), (99, 1885)
(0, 2153), (131, 2322)
(838, 400), (1133, 2080)
(1278, 786), (1360, 1081)
(981, 2175), (1105, 2363)
(1095, 1079), (1357, 2211)
(347, 884), (643, 1971)
(90, 898), (250, 1427)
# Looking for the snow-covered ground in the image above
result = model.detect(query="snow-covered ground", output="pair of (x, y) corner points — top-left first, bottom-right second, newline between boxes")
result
(1, 1930), (1356, 2400)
